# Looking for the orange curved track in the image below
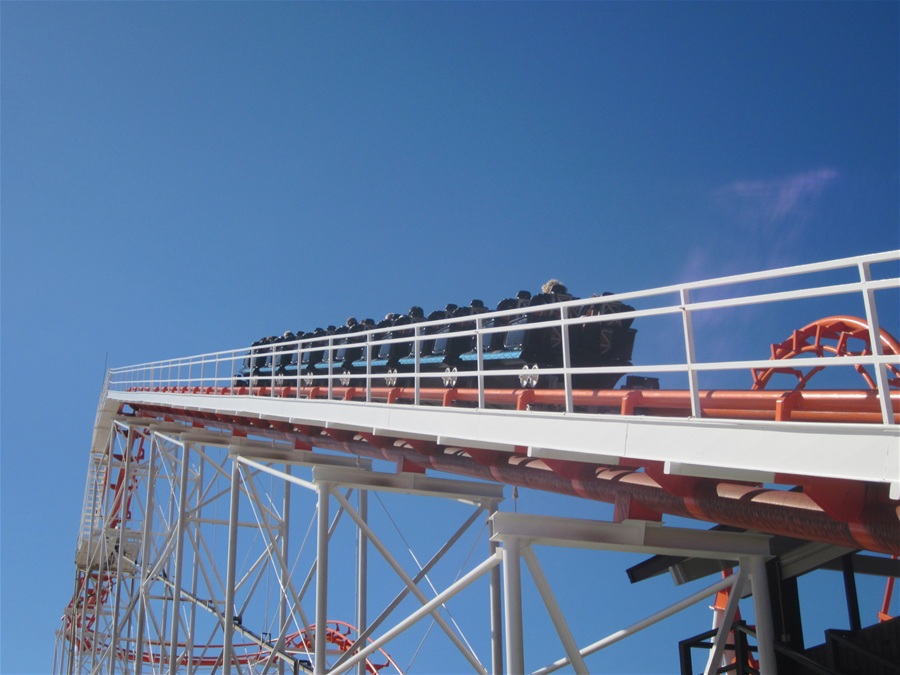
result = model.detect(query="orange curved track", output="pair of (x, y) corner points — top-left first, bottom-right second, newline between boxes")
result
(752, 315), (900, 390)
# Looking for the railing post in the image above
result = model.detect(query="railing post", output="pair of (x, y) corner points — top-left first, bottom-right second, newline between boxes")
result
(680, 288), (702, 418)
(327, 337), (334, 401)
(476, 316), (485, 409)
(365, 330), (372, 403)
(297, 342), (303, 398)
(859, 261), (894, 425)
(270, 344), (277, 398)
(560, 306), (573, 413)
(414, 325), (421, 406)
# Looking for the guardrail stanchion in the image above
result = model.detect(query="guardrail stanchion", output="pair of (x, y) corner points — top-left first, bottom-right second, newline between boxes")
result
(327, 337), (334, 401)
(476, 316), (485, 409)
(859, 261), (894, 425)
(680, 288), (701, 418)
(414, 325), (421, 406)
(365, 330), (372, 404)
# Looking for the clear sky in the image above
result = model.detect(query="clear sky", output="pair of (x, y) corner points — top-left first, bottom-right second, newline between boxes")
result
(2, 2), (898, 674)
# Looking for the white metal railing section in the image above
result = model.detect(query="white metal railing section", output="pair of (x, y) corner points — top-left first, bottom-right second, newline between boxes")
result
(108, 250), (900, 425)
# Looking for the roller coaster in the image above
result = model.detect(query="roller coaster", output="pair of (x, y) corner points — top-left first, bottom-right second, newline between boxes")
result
(57, 251), (900, 674)
(235, 283), (637, 392)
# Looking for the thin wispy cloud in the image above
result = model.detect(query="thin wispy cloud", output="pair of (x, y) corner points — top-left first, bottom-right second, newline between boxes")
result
(718, 168), (839, 229)
(680, 168), (841, 283)
(676, 169), (842, 362)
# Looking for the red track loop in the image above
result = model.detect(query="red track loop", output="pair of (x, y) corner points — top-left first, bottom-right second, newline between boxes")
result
(752, 316), (900, 390)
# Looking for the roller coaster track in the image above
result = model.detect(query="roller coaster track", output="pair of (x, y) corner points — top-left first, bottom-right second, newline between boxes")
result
(57, 251), (900, 675)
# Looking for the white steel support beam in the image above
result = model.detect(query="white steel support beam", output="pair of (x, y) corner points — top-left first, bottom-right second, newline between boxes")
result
(492, 512), (773, 675)
(522, 546), (588, 673)
(747, 555), (777, 675)
(278, 464), (292, 675)
(502, 537), (525, 675)
(168, 441), (191, 675)
(314, 484), (330, 675)
(331, 489), (489, 674)
(356, 489), (368, 675)
(134, 431), (158, 674)
(533, 574), (740, 675)
(333, 552), (503, 675)
(223, 459), (241, 674)
(108, 425), (134, 675)
(330, 506), (489, 672)
(488, 502), (503, 675)
(491, 512), (771, 559)
(703, 569), (748, 675)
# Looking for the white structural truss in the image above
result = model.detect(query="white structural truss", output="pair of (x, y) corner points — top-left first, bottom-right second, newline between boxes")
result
(57, 251), (900, 674)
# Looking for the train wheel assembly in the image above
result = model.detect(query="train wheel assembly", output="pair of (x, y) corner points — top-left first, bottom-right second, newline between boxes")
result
(442, 366), (458, 388)
(519, 364), (540, 388)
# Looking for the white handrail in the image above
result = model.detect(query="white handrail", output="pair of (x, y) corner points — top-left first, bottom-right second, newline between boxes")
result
(107, 250), (900, 424)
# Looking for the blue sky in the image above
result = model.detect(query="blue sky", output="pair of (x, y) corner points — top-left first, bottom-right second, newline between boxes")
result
(2, 2), (898, 673)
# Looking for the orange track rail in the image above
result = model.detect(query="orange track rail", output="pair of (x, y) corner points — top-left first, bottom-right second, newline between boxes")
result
(136, 385), (900, 424)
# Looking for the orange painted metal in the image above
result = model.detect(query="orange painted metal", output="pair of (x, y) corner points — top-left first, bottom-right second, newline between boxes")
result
(752, 316), (900, 390)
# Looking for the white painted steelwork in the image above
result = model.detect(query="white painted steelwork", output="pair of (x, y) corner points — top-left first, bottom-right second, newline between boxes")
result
(58, 252), (900, 674)
(108, 388), (900, 497)
(58, 415), (506, 674)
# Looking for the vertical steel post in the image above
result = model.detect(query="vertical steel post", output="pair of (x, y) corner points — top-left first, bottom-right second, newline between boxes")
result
(278, 463), (292, 675)
(502, 538), (525, 675)
(315, 484), (331, 675)
(223, 459), (241, 674)
(133, 430), (159, 674)
(65, 570), (82, 675)
(168, 441), (191, 675)
(184, 456), (204, 672)
(109, 426), (134, 675)
(489, 504), (504, 675)
(356, 489), (369, 675)
(747, 556), (777, 675)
